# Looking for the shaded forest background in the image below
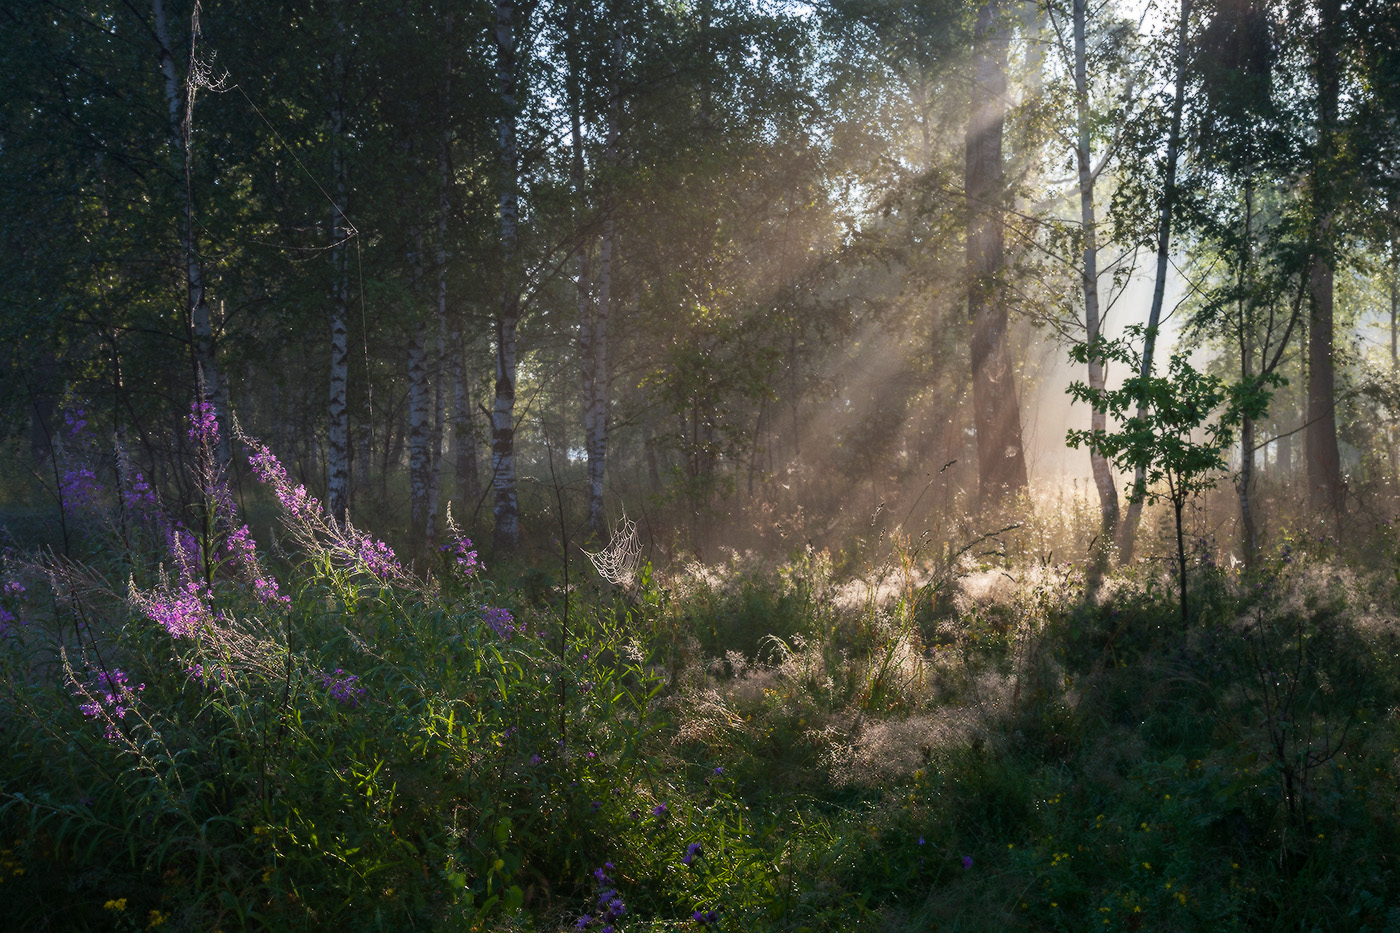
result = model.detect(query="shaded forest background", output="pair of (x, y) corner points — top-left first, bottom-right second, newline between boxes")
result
(1, 0), (1399, 573)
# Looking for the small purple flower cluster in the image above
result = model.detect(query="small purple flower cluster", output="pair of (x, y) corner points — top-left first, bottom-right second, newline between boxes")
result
(483, 605), (523, 639)
(75, 668), (145, 740)
(682, 842), (702, 866)
(224, 523), (289, 606)
(244, 435), (406, 581)
(691, 909), (719, 925)
(440, 537), (480, 577)
(60, 465), (100, 509)
(247, 441), (321, 521)
(188, 399), (219, 446)
(121, 471), (157, 514)
(185, 662), (229, 689)
(65, 409), (87, 438)
(143, 581), (212, 639)
(355, 534), (399, 579)
(576, 863), (625, 932)
(320, 668), (367, 707)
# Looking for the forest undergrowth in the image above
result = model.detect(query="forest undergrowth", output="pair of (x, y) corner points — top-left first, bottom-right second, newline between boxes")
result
(3, 411), (1400, 931)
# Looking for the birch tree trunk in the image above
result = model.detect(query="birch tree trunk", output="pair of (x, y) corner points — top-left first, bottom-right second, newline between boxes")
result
(452, 329), (481, 509)
(492, 0), (522, 550)
(327, 37), (351, 523)
(427, 156), (449, 546)
(1237, 182), (1258, 565)
(966, 0), (1028, 509)
(152, 0), (228, 465)
(1119, 0), (1190, 562)
(1072, 0), (1118, 564)
(585, 34), (621, 540)
(1306, 0), (1344, 515)
(423, 7), (455, 547)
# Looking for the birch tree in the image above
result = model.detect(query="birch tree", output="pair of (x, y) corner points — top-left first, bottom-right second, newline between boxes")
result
(1117, 0), (1190, 561)
(152, 0), (229, 465)
(492, 0), (523, 550)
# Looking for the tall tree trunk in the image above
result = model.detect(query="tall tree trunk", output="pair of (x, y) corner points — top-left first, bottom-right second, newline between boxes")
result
(452, 329), (481, 509)
(427, 166), (449, 546)
(153, 0), (228, 464)
(425, 7), (454, 547)
(327, 40), (351, 524)
(1073, 0), (1118, 564)
(492, 0), (522, 550)
(408, 319), (430, 538)
(1389, 219), (1399, 486)
(1306, 0), (1343, 515)
(1237, 182), (1258, 566)
(966, 0), (1028, 509)
(1119, 0), (1190, 561)
(584, 34), (621, 540)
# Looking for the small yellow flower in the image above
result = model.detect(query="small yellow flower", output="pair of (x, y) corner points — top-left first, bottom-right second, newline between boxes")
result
(104, 898), (128, 912)
(1142, 862), (1151, 870)
(147, 909), (169, 928)
(1176, 892), (1187, 905)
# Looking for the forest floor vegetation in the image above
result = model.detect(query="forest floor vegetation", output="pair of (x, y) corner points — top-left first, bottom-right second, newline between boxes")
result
(2, 418), (1400, 931)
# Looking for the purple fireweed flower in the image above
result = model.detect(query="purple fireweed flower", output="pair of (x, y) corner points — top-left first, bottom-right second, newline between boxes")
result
(683, 842), (701, 865)
(355, 534), (399, 579)
(73, 668), (145, 740)
(188, 400), (219, 446)
(575, 916), (590, 930)
(652, 803), (668, 816)
(59, 466), (100, 509)
(320, 668), (367, 707)
(121, 472), (157, 514)
(962, 855), (973, 869)
(440, 537), (480, 577)
(224, 524), (289, 607)
(65, 409), (87, 438)
(142, 581), (211, 639)
(483, 606), (523, 638)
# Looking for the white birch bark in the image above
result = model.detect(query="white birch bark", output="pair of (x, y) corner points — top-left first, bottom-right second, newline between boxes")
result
(1119, 0), (1190, 561)
(452, 329), (481, 509)
(327, 39), (351, 523)
(492, 0), (522, 549)
(582, 34), (620, 541)
(1072, 0), (1118, 561)
(153, 0), (228, 465)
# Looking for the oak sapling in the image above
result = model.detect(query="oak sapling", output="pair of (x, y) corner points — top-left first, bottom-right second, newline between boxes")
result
(1067, 325), (1279, 626)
